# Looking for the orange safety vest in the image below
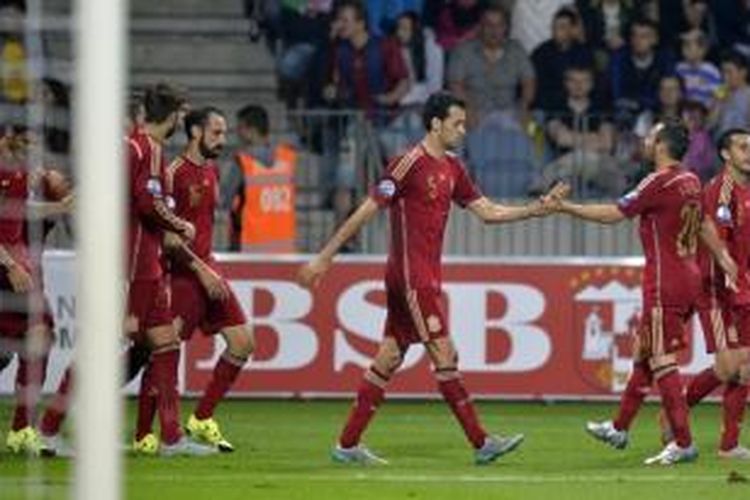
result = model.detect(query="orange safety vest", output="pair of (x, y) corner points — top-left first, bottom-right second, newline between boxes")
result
(235, 144), (297, 253)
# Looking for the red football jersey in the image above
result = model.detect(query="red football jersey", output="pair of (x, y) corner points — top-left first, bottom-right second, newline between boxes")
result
(699, 170), (750, 306)
(127, 130), (187, 281)
(617, 166), (702, 307)
(0, 165), (31, 271)
(164, 155), (219, 271)
(371, 144), (481, 291)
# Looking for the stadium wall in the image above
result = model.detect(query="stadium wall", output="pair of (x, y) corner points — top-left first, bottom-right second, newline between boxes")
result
(0, 251), (714, 401)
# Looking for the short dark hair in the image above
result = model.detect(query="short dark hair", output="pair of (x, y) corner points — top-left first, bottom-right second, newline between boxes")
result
(721, 50), (749, 73)
(481, 3), (510, 24)
(236, 104), (269, 136)
(717, 128), (750, 162)
(143, 82), (187, 123)
(553, 6), (578, 24)
(565, 64), (594, 77)
(128, 93), (144, 122)
(655, 118), (690, 161)
(631, 17), (658, 34)
(336, 0), (367, 23)
(184, 106), (225, 140)
(422, 92), (466, 131)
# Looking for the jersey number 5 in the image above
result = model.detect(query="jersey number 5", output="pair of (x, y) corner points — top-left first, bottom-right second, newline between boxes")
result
(677, 203), (701, 257)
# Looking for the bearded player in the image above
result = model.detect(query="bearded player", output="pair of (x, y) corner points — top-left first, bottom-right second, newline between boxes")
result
(126, 83), (215, 456)
(548, 119), (736, 465)
(131, 107), (254, 453)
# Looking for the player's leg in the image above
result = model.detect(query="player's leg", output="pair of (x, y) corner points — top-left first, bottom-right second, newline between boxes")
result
(644, 307), (697, 465)
(585, 337), (647, 450)
(132, 279), (214, 455)
(685, 308), (725, 407)
(425, 336), (523, 465)
(187, 323), (253, 452)
(38, 365), (74, 457)
(717, 346), (750, 458)
(6, 323), (52, 455)
(132, 361), (158, 454)
(333, 336), (404, 464)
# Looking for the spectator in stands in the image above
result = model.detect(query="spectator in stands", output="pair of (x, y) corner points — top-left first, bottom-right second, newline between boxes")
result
(0, 0), (28, 103)
(633, 74), (684, 137)
(448, 3), (537, 197)
(222, 104), (298, 253)
(324, 0), (410, 118)
(431, 0), (483, 51)
(675, 29), (721, 108)
(536, 65), (624, 197)
(365, 0), (424, 37)
(610, 18), (675, 120)
(394, 11), (443, 107)
(710, 50), (750, 136)
(712, 0), (750, 56)
(320, 0), (410, 223)
(681, 99), (716, 181)
(276, 1), (334, 109)
(532, 6), (595, 112)
(511, 0), (571, 53)
(379, 10), (444, 159)
(447, 3), (536, 128)
(577, 0), (635, 54)
(681, 0), (717, 50)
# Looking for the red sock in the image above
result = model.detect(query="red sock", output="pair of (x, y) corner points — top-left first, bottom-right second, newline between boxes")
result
(657, 368), (692, 448)
(437, 373), (487, 449)
(40, 367), (73, 436)
(339, 369), (387, 448)
(194, 352), (245, 420)
(135, 364), (157, 441)
(720, 382), (748, 451)
(686, 367), (722, 407)
(613, 361), (652, 431)
(150, 348), (182, 445)
(12, 355), (48, 431)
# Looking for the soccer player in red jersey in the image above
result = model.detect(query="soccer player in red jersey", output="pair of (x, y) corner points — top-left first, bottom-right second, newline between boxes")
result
(132, 107), (254, 453)
(549, 119), (736, 465)
(0, 127), (73, 455)
(668, 128), (750, 459)
(126, 83), (214, 456)
(299, 92), (557, 465)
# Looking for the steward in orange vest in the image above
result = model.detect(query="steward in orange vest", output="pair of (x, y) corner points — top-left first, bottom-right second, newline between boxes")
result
(232, 144), (297, 252)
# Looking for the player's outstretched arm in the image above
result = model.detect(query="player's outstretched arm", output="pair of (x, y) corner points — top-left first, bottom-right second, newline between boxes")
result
(701, 217), (738, 290)
(467, 182), (570, 224)
(298, 196), (379, 289)
(556, 200), (625, 224)
(467, 196), (545, 224)
(26, 196), (74, 219)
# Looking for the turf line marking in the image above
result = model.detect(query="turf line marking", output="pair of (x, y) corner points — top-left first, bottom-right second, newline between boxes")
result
(118, 473), (745, 484)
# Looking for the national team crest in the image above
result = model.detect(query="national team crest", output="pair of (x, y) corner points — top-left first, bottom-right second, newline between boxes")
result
(571, 268), (642, 393)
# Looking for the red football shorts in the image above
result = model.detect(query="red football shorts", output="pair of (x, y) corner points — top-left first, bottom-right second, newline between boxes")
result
(126, 279), (173, 335)
(0, 273), (53, 340)
(698, 302), (750, 353)
(384, 287), (448, 350)
(637, 303), (693, 358)
(170, 273), (246, 340)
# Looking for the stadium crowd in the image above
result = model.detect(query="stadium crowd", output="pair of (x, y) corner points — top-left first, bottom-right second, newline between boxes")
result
(246, 0), (750, 200)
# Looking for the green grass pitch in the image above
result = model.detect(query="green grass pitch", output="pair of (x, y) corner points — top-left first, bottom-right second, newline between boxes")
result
(1, 399), (749, 499)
